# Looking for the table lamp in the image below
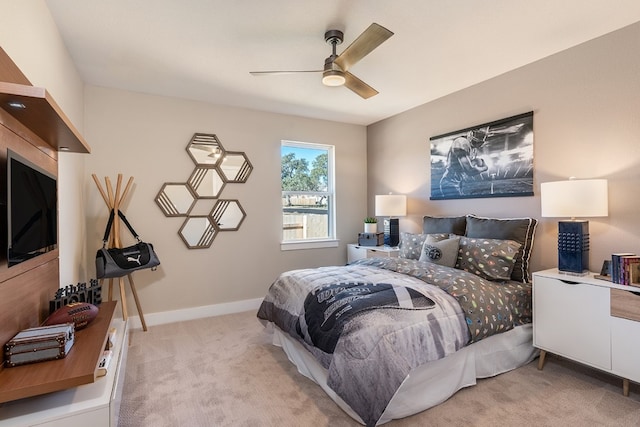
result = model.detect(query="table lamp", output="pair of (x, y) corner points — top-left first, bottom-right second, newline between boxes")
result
(540, 178), (608, 274)
(375, 194), (407, 247)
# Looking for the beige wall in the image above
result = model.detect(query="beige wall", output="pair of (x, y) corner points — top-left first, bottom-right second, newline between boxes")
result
(367, 22), (640, 274)
(0, 0), (87, 285)
(3, 1), (639, 318)
(83, 86), (367, 316)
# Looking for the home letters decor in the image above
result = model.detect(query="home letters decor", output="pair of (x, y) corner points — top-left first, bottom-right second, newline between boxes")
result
(49, 280), (102, 314)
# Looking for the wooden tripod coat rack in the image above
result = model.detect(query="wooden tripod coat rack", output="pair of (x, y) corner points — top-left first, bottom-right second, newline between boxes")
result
(92, 173), (148, 331)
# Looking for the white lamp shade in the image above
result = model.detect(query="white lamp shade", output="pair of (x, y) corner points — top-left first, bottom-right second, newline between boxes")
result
(375, 194), (407, 217)
(540, 179), (608, 218)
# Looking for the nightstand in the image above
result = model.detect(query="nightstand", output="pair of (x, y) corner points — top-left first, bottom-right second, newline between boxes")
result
(347, 243), (399, 264)
(533, 268), (640, 396)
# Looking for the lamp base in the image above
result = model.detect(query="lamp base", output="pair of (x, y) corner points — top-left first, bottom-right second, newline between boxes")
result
(383, 218), (399, 247)
(557, 220), (590, 274)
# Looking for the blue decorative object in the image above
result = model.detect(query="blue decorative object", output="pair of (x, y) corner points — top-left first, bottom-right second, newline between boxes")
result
(557, 221), (590, 274)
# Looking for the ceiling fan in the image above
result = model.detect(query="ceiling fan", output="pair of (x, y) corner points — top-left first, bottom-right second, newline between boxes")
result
(250, 23), (393, 99)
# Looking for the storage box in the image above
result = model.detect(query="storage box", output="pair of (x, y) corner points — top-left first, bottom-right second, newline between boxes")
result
(4, 323), (75, 367)
(358, 232), (384, 246)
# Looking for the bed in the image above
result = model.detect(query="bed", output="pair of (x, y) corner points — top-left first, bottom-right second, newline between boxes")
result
(257, 214), (539, 426)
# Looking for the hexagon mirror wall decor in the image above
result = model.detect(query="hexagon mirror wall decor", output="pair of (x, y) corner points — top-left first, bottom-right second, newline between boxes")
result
(219, 152), (253, 183)
(157, 132), (252, 248)
(188, 167), (226, 199)
(210, 199), (246, 231)
(155, 183), (197, 217)
(179, 216), (218, 249)
(186, 133), (224, 167)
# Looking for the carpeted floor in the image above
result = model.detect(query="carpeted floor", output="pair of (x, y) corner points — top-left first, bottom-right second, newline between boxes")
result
(118, 310), (640, 426)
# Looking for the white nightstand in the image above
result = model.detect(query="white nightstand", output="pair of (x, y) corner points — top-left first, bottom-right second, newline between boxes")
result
(533, 268), (640, 396)
(347, 243), (399, 264)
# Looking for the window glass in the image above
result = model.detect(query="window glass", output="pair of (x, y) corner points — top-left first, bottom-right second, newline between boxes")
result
(281, 141), (335, 244)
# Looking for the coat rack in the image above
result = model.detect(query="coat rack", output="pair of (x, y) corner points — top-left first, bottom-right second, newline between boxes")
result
(92, 173), (148, 331)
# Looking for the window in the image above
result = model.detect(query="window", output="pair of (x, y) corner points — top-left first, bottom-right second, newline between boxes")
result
(281, 140), (336, 249)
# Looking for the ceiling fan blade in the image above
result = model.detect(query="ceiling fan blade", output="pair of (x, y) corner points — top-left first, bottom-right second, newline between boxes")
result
(344, 71), (378, 99)
(334, 23), (393, 72)
(249, 70), (323, 76)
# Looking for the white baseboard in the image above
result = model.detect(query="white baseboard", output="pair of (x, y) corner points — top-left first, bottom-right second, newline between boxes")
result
(125, 297), (264, 330)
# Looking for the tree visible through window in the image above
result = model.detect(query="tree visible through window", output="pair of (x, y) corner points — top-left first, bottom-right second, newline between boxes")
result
(281, 141), (334, 242)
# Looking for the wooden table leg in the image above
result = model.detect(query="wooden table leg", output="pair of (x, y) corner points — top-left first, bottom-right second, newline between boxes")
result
(118, 276), (128, 320)
(106, 278), (113, 301)
(537, 349), (547, 370)
(623, 378), (630, 397)
(127, 274), (147, 331)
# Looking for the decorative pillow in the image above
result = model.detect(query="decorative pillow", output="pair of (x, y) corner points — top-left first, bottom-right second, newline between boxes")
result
(456, 237), (522, 281)
(419, 235), (460, 268)
(465, 215), (538, 283)
(398, 232), (449, 260)
(422, 215), (467, 235)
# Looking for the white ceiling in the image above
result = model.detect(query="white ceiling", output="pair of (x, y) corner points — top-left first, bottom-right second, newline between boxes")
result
(46, 0), (640, 126)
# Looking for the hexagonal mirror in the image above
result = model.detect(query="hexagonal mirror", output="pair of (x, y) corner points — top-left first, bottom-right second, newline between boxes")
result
(219, 151), (253, 183)
(188, 167), (226, 198)
(186, 133), (225, 167)
(155, 183), (196, 217)
(178, 216), (218, 249)
(210, 199), (246, 231)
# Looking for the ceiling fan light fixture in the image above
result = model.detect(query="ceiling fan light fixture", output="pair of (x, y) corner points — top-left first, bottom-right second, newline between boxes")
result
(322, 70), (345, 86)
(207, 147), (222, 159)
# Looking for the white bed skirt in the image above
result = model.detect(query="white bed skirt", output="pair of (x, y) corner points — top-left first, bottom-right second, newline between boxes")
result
(269, 323), (538, 425)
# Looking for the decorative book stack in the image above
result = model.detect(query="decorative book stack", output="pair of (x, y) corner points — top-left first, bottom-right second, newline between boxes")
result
(611, 253), (640, 286)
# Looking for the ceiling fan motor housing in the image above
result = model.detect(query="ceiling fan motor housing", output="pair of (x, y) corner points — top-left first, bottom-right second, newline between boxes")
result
(322, 29), (346, 86)
(324, 29), (344, 45)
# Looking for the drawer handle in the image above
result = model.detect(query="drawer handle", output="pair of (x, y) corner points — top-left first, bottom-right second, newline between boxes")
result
(559, 279), (580, 285)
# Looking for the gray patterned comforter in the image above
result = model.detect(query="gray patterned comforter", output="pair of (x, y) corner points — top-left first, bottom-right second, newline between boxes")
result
(257, 258), (532, 426)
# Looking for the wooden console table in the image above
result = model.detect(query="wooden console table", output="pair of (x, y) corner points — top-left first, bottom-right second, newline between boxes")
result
(0, 301), (116, 403)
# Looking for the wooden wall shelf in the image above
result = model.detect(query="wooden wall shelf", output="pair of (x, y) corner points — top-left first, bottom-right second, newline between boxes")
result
(0, 301), (116, 403)
(0, 81), (90, 153)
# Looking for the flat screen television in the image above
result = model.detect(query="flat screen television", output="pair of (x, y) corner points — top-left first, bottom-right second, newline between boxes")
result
(7, 150), (57, 267)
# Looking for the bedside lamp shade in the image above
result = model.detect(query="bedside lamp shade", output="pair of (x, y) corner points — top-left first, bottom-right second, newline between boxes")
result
(541, 179), (608, 218)
(541, 178), (608, 274)
(375, 195), (407, 217)
(375, 194), (406, 247)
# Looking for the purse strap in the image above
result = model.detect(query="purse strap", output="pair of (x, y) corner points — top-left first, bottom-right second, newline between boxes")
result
(102, 209), (142, 247)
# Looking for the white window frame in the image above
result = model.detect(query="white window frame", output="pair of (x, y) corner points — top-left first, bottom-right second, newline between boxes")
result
(281, 140), (338, 250)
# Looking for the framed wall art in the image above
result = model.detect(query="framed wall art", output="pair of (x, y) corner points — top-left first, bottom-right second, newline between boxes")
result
(429, 111), (534, 200)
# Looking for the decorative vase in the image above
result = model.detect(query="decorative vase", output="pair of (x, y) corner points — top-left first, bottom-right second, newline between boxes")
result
(364, 223), (377, 233)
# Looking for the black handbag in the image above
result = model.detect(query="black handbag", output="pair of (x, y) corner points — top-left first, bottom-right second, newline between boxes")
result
(95, 210), (160, 279)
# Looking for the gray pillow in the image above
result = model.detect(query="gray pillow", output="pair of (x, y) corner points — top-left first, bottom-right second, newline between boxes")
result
(419, 235), (460, 268)
(422, 215), (467, 235)
(465, 215), (538, 283)
(399, 232), (448, 260)
(455, 236), (522, 281)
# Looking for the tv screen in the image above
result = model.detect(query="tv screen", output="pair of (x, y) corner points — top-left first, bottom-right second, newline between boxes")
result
(7, 150), (57, 267)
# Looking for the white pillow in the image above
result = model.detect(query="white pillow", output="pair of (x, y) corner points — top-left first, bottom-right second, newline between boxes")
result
(419, 235), (460, 268)
(399, 232), (448, 260)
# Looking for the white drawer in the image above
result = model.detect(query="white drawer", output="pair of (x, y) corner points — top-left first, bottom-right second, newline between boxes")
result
(611, 287), (640, 321)
(611, 288), (640, 382)
(533, 275), (611, 370)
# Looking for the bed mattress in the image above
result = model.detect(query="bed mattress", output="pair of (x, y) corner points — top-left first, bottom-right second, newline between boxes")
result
(268, 322), (537, 425)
